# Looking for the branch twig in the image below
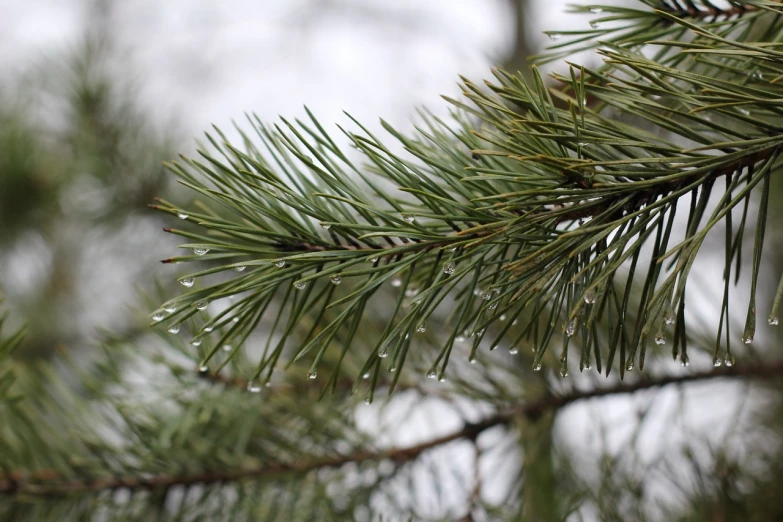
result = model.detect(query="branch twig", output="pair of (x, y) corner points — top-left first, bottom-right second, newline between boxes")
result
(3, 360), (782, 496)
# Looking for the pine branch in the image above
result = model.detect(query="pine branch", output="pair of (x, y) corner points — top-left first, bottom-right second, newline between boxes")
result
(536, 0), (778, 64)
(0, 427), (460, 495)
(0, 299), (25, 401)
(147, 1), (783, 391)
(662, 1), (758, 20)
(4, 359), (782, 497)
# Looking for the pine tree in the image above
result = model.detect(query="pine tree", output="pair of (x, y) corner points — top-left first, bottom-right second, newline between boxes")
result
(3, 1), (783, 520)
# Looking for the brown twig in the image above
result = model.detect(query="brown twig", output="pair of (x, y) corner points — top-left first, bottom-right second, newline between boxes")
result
(513, 360), (783, 420)
(4, 360), (782, 497)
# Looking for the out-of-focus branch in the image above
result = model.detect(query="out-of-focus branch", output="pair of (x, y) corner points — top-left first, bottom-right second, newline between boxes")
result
(3, 360), (782, 497)
(514, 361), (783, 420)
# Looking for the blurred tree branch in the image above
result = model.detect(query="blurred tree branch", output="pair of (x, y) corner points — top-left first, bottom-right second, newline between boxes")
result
(4, 359), (782, 497)
(503, 0), (534, 76)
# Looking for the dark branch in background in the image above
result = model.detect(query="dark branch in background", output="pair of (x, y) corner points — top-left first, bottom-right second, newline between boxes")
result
(4, 360), (782, 497)
(503, 0), (534, 77)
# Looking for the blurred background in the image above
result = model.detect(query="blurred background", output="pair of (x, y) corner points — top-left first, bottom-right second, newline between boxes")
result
(2, 0), (783, 520)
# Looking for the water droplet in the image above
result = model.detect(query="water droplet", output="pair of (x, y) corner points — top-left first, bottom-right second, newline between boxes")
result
(368, 256), (379, 263)
(664, 313), (675, 325)
(222, 344), (232, 352)
(489, 344), (498, 351)
(559, 365), (569, 378)
(590, 20), (601, 29)
(389, 366), (396, 373)
(499, 314), (507, 321)
(712, 356), (723, 368)
(626, 362), (634, 371)
(438, 376), (446, 382)
(195, 300), (208, 311)
(177, 213), (189, 220)
(427, 370), (437, 379)
(391, 278), (402, 288)
(584, 363), (592, 370)
(274, 259), (285, 268)
(533, 362), (542, 371)
(198, 364), (208, 373)
(469, 354), (477, 364)
(364, 397), (371, 404)
(455, 335), (466, 343)
(481, 291), (492, 301)
(742, 333), (753, 345)
(192, 248), (210, 256)
(578, 141), (588, 147)
(753, 70), (764, 80)
(330, 273), (342, 285)
(401, 213), (415, 224)
(565, 319), (576, 337)
(416, 324), (427, 333)
(589, 7), (603, 14)
(307, 370), (317, 380)
(378, 348), (389, 358)
(446, 246), (457, 252)
(180, 277), (195, 288)
(294, 280), (307, 290)
(512, 319), (518, 325)
(769, 316), (779, 326)
(473, 288), (482, 297)
(548, 33), (562, 41)
(247, 381), (261, 393)
(320, 222), (331, 230)
(191, 339), (202, 346)
(443, 262), (456, 275)
(167, 324), (180, 334)
(363, 372), (371, 379)
(681, 353), (690, 367)
(584, 291), (596, 304)
(509, 346), (519, 355)
(234, 265), (246, 272)
(203, 325), (214, 332)
(487, 301), (499, 311)
(152, 311), (165, 322)
(724, 354), (735, 367)
(405, 288), (418, 297)
(654, 333), (666, 345)
(163, 304), (177, 313)
(739, 107), (750, 116)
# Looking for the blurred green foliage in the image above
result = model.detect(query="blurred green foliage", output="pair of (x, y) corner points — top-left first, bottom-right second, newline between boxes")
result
(0, 25), (179, 357)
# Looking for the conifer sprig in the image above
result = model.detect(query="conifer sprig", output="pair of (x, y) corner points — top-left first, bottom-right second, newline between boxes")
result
(153, 1), (783, 390)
